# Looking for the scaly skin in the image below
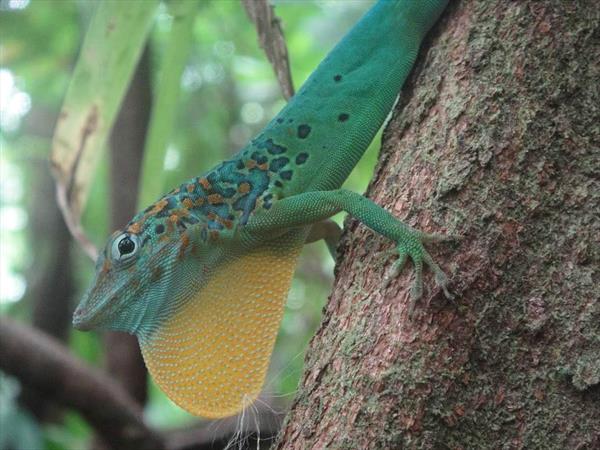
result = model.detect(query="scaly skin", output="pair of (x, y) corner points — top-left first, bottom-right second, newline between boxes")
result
(73, 0), (451, 419)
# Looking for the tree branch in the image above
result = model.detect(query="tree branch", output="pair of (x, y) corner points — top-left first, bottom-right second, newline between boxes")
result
(0, 317), (165, 450)
(242, 0), (295, 100)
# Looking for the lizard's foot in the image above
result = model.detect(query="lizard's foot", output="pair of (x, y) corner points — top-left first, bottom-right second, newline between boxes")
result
(383, 230), (454, 317)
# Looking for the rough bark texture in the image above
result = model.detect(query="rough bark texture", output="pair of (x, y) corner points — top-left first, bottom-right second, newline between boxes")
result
(277, 2), (599, 449)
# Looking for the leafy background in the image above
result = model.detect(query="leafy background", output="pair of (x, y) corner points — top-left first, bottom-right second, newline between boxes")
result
(0, 0), (379, 448)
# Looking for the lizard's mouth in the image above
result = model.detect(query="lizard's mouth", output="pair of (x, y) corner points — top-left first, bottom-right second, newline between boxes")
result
(72, 280), (108, 331)
(72, 275), (127, 332)
(72, 268), (149, 334)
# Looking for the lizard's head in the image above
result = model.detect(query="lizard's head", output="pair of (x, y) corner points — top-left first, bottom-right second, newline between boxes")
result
(72, 196), (208, 337)
(73, 228), (155, 333)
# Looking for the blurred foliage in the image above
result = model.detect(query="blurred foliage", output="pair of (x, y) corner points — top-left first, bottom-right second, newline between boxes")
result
(0, 0), (378, 447)
(139, 0), (200, 207)
(50, 0), (158, 258)
(0, 374), (43, 450)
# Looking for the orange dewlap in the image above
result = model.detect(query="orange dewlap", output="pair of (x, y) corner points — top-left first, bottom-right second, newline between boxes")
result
(140, 239), (303, 418)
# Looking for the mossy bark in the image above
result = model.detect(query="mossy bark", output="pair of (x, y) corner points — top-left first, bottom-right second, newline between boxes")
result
(277, 1), (599, 448)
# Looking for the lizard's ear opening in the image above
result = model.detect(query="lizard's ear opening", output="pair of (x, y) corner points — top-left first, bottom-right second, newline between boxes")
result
(137, 231), (306, 418)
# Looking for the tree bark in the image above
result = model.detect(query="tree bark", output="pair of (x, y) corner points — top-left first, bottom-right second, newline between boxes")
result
(277, 2), (599, 449)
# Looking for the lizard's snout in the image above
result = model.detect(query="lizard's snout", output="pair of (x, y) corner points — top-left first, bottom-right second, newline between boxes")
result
(72, 305), (93, 331)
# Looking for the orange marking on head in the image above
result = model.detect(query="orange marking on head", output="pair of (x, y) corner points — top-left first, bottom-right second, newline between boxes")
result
(178, 233), (190, 260)
(207, 212), (217, 221)
(245, 160), (257, 169)
(238, 182), (251, 194)
(166, 218), (175, 234)
(194, 197), (205, 207)
(186, 184), (195, 193)
(150, 199), (168, 215)
(208, 194), (223, 205)
(127, 222), (142, 234)
(258, 163), (268, 171)
(101, 258), (111, 274)
(209, 230), (220, 241)
(221, 219), (233, 229)
(199, 178), (211, 190)
(182, 198), (194, 209)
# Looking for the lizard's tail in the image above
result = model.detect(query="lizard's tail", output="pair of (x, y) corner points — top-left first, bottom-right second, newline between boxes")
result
(252, 0), (450, 193)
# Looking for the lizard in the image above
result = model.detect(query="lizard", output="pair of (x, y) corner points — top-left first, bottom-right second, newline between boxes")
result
(73, 0), (451, 419)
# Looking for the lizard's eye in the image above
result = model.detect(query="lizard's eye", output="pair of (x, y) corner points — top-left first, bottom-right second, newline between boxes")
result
(111, 233), (140, 262)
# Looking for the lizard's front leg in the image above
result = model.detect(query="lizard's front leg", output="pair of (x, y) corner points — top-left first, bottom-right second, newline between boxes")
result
(245, 189), (454, 317)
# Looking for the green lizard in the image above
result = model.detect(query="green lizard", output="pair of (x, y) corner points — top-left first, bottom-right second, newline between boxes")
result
(73, 0), (451, 419)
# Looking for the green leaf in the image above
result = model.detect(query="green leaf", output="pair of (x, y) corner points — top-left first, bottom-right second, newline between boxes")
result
(50, 0), (159, 257)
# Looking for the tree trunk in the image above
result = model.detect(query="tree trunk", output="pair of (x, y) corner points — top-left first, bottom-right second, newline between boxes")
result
(277, 2), (599, 448)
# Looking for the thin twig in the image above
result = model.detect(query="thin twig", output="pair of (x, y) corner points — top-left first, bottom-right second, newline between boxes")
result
(242, 0), (295, 100)
(55, 180), (98, 260)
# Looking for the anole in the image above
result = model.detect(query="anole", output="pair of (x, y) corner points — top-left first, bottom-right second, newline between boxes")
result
(73, 0), (451, 419)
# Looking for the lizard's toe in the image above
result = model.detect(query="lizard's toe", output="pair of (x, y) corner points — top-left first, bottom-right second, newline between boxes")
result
(422, 250), (454, 300)
(408, 257), (424, 318)
(383, 230), (454, 317)
(383, 251), (407, 289)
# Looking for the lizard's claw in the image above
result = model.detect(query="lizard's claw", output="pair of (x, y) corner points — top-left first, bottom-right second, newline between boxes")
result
(385, 230), (455, 317)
